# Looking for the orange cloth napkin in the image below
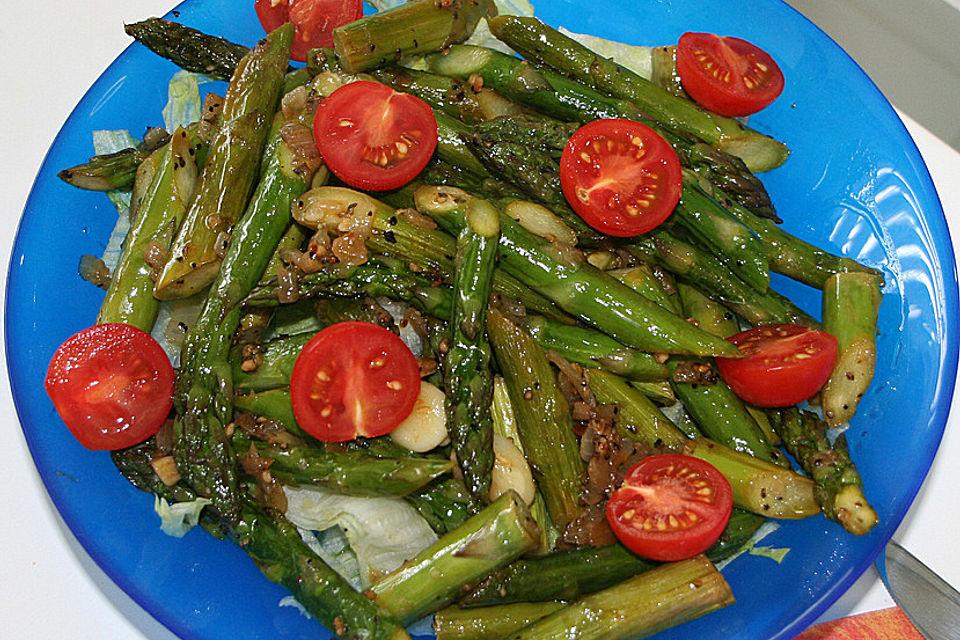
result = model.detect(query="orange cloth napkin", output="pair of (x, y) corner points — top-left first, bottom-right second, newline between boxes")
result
(792, 607), (926, 640)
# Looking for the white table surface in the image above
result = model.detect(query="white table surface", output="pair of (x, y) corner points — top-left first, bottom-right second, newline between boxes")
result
(2, 2), (959, 638)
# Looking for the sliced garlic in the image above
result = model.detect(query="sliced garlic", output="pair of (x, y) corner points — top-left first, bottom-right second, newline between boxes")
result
(389, 381), (450, 453)
(489, 434), (536, 505)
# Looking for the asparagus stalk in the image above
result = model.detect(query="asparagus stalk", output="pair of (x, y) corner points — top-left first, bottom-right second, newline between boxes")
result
(154, 24), (292, 299)
(244, 259), (454, 320)
(608, 264), (682, 316)
(584, 368), (686, 450)
(458, 509), (762, 607)
(629, 229), (819, 328)
(97, 128), (200, 329)
(486, 308), (584, 530)
(674, 183), (770, 292)
(234, 436), (453, 496)
(500, 555), (733, 640)
(434, 602), (565, 640)
(405, 477), (482, 535)
(174, 106), (317, 523)
(287, 186), (570, 323)
(521, 316), (669, 382)
(332, 0), (497, 73)
(488, 16), (789, 173)
(682, 437), (820, 519)
(232, 332), (312, 392)
(820, 272), (882, 426)
(234, 500), (412, 640)
(111, 446), (410, 639)
(676, 281), (739, 338)
(711, 188), (884, 289)
(445, 198), (500, 501)
(768, 408), (878, 535)
(667, 358), (786, 465)
(415, 186), (742, 357)
(234, 388), (300, 433)
(57, 129), (172, 192)
(369, 490), (540, 624)
(124, 17), (249, 81)
(425, 44), (776, 219)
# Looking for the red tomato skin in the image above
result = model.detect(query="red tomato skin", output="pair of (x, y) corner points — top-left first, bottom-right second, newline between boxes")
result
(289, 321), (421, 442)
(313, 81), (438, 191)
(44, 323), (174, 451)
(606, 454), (733, 562)
(676, 32), (785, 117)
(254, 0), (363, 62)
(560, 119), (682, 237)
(715, 324), (838, 408)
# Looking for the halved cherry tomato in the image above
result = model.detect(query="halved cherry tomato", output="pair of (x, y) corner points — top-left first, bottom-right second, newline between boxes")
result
(44, 323), (174, 451)
(289, 321), (421, 441)
(255, 0), (363, 62)
(715, 324), (838, 407)
(606, 454), (732, 562)
(559, 118), (682, 237)
(676, 32), (785, 117)
(313, 81), (438, 191)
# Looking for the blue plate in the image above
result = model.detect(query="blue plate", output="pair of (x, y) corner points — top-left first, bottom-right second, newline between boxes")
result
(6, 0), (958, 638)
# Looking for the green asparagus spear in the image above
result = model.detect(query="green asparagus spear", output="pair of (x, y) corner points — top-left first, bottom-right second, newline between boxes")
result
(682, 437), (819, 519)
(608, 264), (683, 316)
(500, 554), (733, 640)
(287, 186), (570, 323)
(112, 444), (410, 639)
(57, 129), (172, 192)
(676, 281), (739, 338)
(711, 188), (883, 289)
(155, 24), (292, 299)
(445, 198), (500, 501)
(434, 602), (565, 640)
(232, 332), (312, 392)
(488, 16), (789, 173)
(97, 128), (200, 329)
(820, 272), (882, 426)
(768, 408), (878, 535)
(487, 308), (584, 531)
(674, 183), (769, 292)
(405, 477), (482, 535)
(124, 17), (249, 81)
(458, 508), (762, 607)
(667, 358), (786, 465)
(585, 367), (686, 449)
(369, 490), (540, 625)
(425, 44), (776, 218)
(234, 500), (412, 640)
(174, 105), (317, 523)
(415, 186), (742, 357)
(332, 0), (497, 73)
(629, 229), (819, 328)
(234, 435), (453, 496)
(521, 315), (669, 382)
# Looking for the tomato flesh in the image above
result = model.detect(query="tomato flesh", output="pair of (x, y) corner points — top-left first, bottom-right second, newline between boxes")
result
(255, 0), (363, 62)
(289, 321), (421, 441)
(606, 454), (732, 562)
(44, 323), (174, 450)
(676, 32), (784, 117)
(715, 324), (838, 407)
(560, 119), (682, 237)
(313, 81), (438, 191)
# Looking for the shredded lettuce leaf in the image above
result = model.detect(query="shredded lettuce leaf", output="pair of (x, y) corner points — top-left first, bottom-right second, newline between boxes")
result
(162, 70), (206, 132)
(749, 545), (791, 564)
(297, 525), (365, 591)
(557, 27), (655, 80)
(154, 495), (211, 538)
(284, 485), (438, 588)
(714, 520), (788, 570)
